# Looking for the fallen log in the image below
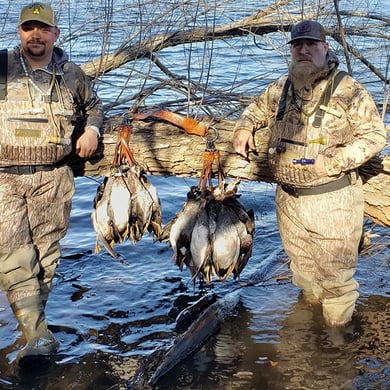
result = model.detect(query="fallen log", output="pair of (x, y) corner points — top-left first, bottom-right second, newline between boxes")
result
(68, 117), (390, 227)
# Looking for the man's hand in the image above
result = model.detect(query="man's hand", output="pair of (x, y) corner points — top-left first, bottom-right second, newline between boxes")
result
(233, 129), (256, 159)
(75, 127), (99, 158)
(314, 153), (328, 177)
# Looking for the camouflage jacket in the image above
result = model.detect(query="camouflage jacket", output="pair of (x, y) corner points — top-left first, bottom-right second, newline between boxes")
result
(234, 66), (387, 187)
(0, 46), (103, 166)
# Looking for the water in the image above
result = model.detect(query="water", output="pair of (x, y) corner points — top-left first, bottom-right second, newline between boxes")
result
(0, 1), (389, 389)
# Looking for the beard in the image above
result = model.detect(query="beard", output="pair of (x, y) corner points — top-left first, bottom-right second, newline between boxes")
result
(288, 61), (327, 91)
(25, 41), (47, 58)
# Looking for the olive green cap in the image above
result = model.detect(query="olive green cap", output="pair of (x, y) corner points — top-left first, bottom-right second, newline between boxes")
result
(18, 2), (58, 27)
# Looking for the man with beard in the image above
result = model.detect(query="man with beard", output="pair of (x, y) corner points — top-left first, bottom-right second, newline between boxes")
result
(0, 2), (103, 365)
(233, 20), (386, 327)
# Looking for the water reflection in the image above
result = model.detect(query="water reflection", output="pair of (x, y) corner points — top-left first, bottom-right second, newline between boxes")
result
(0, 177), (389, 389)
(142, 279), (389, 390)
(276, 296), (360, 389)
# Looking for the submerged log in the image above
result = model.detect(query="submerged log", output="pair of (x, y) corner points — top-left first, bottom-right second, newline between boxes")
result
(128, 289), (241, 388)
(68, 117), (390, 227)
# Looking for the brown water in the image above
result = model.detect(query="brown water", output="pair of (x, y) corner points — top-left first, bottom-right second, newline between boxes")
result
(0, 177), (389, 389)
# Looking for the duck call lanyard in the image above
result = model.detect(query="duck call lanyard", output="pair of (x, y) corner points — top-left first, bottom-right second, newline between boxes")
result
(274, 69), (348, 165)
(20, 52), (57, 104)
(276, 70), (348, 125)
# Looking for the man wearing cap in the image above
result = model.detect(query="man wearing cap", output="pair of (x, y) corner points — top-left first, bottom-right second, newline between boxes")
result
(0, 2), (103, 364)
(233, 20), (386, 327)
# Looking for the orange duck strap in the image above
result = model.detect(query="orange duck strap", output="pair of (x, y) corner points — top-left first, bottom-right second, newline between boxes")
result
(112, 124), (137, 166)
(133, 109), (207, 137)
(198, 150), (223, 191)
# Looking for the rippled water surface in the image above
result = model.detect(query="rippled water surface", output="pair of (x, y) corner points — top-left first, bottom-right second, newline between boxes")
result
(0, 0), (389, 388)
(0, 176), (389, 389)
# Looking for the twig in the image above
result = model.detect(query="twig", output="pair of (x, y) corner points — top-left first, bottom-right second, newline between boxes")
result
(333, 0), (352, 74)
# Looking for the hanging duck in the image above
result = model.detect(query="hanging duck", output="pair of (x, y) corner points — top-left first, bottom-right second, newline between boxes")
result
(91, 121), (162, 258)
(165, 175), (255, 283)
(136, 110), (255, 283)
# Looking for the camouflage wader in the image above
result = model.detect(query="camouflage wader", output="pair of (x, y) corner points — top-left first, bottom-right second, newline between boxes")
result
(0, 45), (102, 363)
(0, 166), (74, 305)
(276, 177), (364, 326)
(234, 61), (386, 327)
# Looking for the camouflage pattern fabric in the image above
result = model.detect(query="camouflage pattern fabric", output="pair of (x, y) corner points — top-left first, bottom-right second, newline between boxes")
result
(0, 166), (74, 304)
(233, 62), (387, 326)
(275, 181), (364, 326)
(0, 47), (104, 166)
(234, 71), (387, 186)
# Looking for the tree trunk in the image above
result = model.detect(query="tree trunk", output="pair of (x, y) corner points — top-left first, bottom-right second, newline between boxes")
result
(69, 117), (390, 228)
